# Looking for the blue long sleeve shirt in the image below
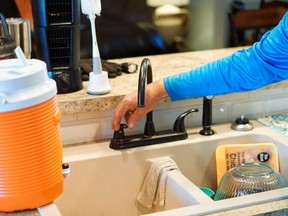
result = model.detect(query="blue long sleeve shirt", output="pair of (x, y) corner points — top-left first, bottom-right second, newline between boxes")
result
(164, 12), (288, 101)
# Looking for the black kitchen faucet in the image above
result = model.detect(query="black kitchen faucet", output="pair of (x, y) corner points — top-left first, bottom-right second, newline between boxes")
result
(110, 58), (199, 150)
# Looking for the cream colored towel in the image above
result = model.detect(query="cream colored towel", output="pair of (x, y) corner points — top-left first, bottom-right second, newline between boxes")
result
(137, 156), (180, 209)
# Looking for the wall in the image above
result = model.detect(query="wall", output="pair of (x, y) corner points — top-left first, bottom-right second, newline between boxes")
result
(186, 0), (229, 50)
(60, 85), (288, 145)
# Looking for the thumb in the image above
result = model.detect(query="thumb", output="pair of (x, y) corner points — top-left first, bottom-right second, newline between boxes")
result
(125, 109), (146, 129)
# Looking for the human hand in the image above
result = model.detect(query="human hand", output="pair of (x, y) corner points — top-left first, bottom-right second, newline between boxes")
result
(111, 79), (169, 131)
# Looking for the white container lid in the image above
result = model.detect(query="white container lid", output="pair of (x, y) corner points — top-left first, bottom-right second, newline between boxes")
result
(0, 58), (57, 112)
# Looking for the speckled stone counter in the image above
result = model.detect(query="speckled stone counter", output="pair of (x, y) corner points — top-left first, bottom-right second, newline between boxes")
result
(56, 47), (288, 115)
(0, 210), (39, 216)
(210, 199), (288, 216)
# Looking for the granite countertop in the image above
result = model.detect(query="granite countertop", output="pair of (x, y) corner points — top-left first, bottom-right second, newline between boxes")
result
(210, 199), (288, 216)
(0, 210), (39, 216)
(2, 199), (287, 216)
(56, 47), (288, 115)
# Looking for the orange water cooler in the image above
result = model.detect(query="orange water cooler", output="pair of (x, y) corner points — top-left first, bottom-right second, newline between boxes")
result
(0, 57), (64, 211)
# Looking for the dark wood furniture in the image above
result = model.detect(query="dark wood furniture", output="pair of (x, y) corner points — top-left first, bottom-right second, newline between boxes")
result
(230, 7), (287, 46)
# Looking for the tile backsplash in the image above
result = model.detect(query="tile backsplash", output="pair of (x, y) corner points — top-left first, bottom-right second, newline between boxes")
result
(60, 87), (288, 145)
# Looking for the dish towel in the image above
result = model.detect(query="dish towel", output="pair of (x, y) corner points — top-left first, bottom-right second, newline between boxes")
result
(137, 156), (180, 209)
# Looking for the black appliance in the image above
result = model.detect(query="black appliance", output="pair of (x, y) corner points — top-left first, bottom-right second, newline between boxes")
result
(31, 0), (83, 94)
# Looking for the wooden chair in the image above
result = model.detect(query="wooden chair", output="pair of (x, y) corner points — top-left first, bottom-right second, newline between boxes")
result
(230, 7), (287, 47)
(260, 0), (288, 9)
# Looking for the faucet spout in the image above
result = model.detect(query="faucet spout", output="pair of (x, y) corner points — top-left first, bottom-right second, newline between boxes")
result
(138, 58), (152, 106)
(138, 58), (155, 137)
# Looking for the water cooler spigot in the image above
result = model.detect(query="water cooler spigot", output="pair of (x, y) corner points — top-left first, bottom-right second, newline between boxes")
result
(62, 163), (70, 179)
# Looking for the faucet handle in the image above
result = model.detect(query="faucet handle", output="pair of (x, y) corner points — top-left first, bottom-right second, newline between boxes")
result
(173, 108), (199, 133)
(112, 123), (128, 141)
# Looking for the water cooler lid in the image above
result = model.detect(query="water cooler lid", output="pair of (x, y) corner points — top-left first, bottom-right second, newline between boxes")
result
(0, 58), (57, 112)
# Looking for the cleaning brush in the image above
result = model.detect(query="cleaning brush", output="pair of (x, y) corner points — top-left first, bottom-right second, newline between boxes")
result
(80, 0), (111, 95)
(81, 0), (102, 75)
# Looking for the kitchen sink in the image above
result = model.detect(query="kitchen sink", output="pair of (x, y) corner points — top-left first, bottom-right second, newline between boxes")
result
(54, 120), (288, 216)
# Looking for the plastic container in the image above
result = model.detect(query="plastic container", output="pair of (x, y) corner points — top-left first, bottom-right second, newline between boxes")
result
(0, 57), (63, 211)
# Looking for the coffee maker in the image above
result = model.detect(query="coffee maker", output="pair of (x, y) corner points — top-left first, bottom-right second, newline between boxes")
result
(31, 0), (83, 94)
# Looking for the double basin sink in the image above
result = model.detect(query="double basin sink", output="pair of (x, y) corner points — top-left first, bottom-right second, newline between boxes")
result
(53, 120), (288, 215)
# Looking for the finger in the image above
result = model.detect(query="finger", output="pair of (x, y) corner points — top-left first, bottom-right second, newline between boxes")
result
(125, 108), (146, 129)
(111, 93), (138, 130)
(112, 103), (134, 130)
(111, 109), (125, 131)
(124, 111), (136, 128)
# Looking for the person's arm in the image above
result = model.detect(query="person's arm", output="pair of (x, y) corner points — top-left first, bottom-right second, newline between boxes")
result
(165, 12), (288, 100)
(112, 12), (288, 131)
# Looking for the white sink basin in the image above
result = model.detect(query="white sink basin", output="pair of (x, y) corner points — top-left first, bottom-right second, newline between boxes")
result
(54, 120), (288, 216)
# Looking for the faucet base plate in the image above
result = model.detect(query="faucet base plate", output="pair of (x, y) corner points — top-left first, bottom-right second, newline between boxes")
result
(109, 130), (188, 150)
